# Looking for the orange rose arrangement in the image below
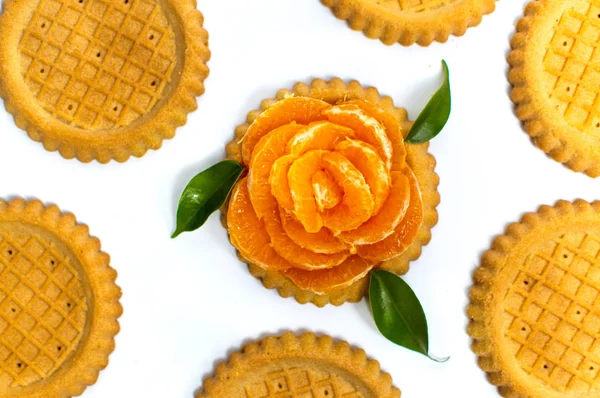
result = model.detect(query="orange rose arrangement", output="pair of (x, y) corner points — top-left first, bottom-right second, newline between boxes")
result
(227, 97), (422, 294)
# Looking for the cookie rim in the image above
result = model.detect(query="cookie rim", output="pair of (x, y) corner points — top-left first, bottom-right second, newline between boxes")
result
(321, 0), (496, 46)
(196, 331), (400, 397)
(508, 0), (600, 178)
(0, 198), (122, 397)
(223, 77), (440, 307)
(467, 199), (600, 397)
(0, 0), (210, 163)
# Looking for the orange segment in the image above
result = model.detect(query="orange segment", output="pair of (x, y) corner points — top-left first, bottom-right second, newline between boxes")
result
(283, 255), (374, 295)
(287, 121), (354, 155)
(357, 168), (423, 262)
(324, 104), (393, 171)
(312, 170), (342, 211)
(263, 207), (349, 270)
(227, 179), (292, 271)
(321, 152), (374, 233)
(345, 99), (407, 172)
(280, 207), (350, 254)
(248, 123), (306, 219)
(338, 171), (410, 246)
(269, 155), (296, 213)
(287, 150), (326, 233)
(336, 138), (390, 215)
(241, 97), (331, 165)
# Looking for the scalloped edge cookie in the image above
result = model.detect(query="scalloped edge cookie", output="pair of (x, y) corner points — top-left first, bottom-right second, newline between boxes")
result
(321, 0), (496, 46)
(223, 77), (439, 307)
(0, 198), (122, 397)
(467, 199), (600, 397)
(508, 0), (600, 178)
(0, 0), (210, 163)
(197, 332), (400, 397)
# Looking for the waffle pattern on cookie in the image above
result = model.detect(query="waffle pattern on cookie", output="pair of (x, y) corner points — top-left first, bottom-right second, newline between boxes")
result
(544, 1), (600, 133)
(244, 364), (363, 397)
(0, 225), (87, 389)
(503, 231), (600, 393)
(18, 0), (178, 130)
(378, 0), (458, 13)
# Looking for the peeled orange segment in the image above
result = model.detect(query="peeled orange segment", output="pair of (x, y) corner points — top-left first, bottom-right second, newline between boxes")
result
(227, 179), (292, 271)
(269, 155), (296, 213)
(338, 171), (410, 246)
(263, 207), (349, 270)
(336, 139), (390, 215)
(248, 124), (306, 219)
(312, 170), (343, 211)
(321, 152), (374, 233)
(283, 255), (374, 295)
(241, 97), (332, 165)
(324, 104), (393, 171)
(280, 207), (350, 254)
(287, 121), (355, 155)
(288, 150), (326, 233)
(345, 99), (407, 172)
(358, 168), (423, 263)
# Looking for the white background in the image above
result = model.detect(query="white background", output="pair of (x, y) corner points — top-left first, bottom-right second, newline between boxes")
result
(1, 0), (599, 396)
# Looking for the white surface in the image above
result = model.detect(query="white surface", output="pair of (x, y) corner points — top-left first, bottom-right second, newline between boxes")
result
(0, 0), (599, 396)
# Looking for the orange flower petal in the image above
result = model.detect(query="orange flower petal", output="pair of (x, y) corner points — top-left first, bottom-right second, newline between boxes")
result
(269, 154), (296, 213)
(280, 207), (350, 254)
(287, 121), (354, 155)
(312, 170), (343, 211)
(287, 150), (326, 233)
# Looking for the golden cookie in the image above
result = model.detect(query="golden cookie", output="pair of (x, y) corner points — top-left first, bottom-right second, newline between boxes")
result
(197, 332), (400, 398)
(0, 198), (122, 397)
(0, 0), (210, 163)
(321, 0), (496, 46)
(223, 78), (439, 307)
(468, 200), (600, 397)
(509, 0), (600, 177)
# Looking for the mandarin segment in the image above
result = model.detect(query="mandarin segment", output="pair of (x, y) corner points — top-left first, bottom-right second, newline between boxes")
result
(269, 155), (296, 213)
(287, 121), (355, 155)
(248, 124), (305, 219)
(280, 207), (350, 254)
(339, 171), (410, 246)
(263, 206), (350, 270)
(312, 170), (343, 211)
(241, 97), (332, 165)
(283, 255), (375, 295)
(336, 138), (390, 215)
(324, 104), (394, 171)
(321, 152), (374, 233)
(358, 169), (423, 262)
(227, 179), (292, 271)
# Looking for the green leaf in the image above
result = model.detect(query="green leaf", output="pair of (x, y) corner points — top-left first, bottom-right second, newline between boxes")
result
(172, 160), (244, 238)
(369, 270), (448, 362)
(405, 60), (451, 144)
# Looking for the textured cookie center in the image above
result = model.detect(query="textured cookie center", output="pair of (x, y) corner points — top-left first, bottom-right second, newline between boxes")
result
(18, 0), (178, 131)
(503, 231), (600, 393)
(243, 360), (368, 397)
(372, 0), (458, 13)
(0, 223), (88, 389)
(543, 2), (600, 134)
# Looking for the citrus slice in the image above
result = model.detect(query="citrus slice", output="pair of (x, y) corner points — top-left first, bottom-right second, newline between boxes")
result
(269, 154), (296, 213)
(280, 207), (350, 254)
(358, 168), (423, 262)
(287, 150), (327, 233)
(338, 171), (410, 246)
(248, 123), (305, 219)
(336, 138), (390, 215)
(227, 179), (292, 271)
(241, 97), (331, 165)
(312, 170), (343, 211)
(345, 99), (407, 172)
(283, 256), (374, 295)
(263, 207), (349, 270)
(324, 103), (393, 171)
(287, 121), (354, 155)
(321, 152), (374, 233)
